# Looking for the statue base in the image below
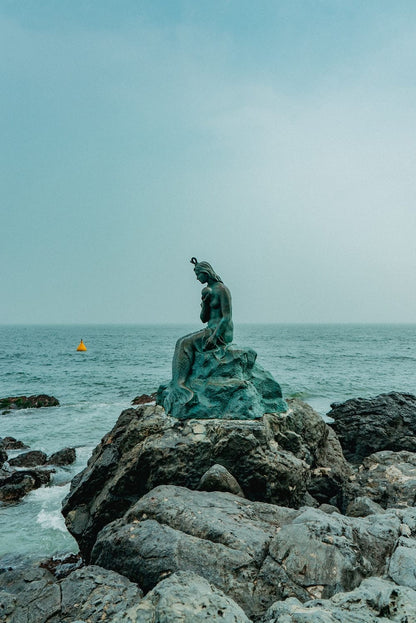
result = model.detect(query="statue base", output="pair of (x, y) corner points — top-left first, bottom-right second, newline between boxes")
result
(157, 344), (288, 420)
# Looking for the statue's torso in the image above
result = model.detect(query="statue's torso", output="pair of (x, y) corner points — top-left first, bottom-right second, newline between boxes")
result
(205, 283), (233, 342)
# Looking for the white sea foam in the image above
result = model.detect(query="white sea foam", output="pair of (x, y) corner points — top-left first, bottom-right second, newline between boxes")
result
(36, 508), (68, 532)
(28, 482), (70, 503)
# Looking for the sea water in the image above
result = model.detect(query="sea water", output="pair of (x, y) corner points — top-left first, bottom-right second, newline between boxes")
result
(1, 323), (415, 562)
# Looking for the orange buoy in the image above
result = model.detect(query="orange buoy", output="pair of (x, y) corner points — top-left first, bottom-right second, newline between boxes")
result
(77, 339), (87, 352)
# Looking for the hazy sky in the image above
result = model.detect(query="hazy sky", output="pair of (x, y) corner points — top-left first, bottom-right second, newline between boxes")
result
(2, 1), (416, 324)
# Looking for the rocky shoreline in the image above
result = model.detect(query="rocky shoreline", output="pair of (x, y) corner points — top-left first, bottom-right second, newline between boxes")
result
(2, 392), (416, 621)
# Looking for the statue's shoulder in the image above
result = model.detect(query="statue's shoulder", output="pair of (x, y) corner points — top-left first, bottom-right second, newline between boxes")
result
(214, 282), (231, 298)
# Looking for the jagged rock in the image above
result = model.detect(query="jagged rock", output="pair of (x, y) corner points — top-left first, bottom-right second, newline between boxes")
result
(62, 399), (346, 560)
(197, 463), (244, 497)
(260, 577), (416, 622)
(328, 392), (416, 463)
(9, 450), (47, 467)
(0, 468), (52, 502)
(157, 345), (287, 420)
(344, 450), (416, 510)
(47, 447), (76, 466)
(90, 484), (402, 618)
(0, 436), (29, 450)
(112, 571), (251, 623)
(0, 563), (142, 623)
(0, 394), (60, 410)
(346, 496), (385, 517)
(0, 471), (36, 502)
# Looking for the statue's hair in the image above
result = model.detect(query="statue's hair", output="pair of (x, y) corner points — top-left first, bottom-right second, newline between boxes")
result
(190, 258), (222, 283)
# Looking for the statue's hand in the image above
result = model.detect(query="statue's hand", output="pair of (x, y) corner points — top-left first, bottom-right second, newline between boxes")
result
(201, 286), (211, 302)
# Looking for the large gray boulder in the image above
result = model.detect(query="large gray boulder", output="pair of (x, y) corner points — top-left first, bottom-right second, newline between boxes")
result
(91, 486), (301, 618)
(328, 392), (416, 463)
(0, 563), (142, 623)
(90, 484), (402, 619)
(260, 577), (416, 623)
(112, 571), (251, 622)
(62, 399), (349, 560)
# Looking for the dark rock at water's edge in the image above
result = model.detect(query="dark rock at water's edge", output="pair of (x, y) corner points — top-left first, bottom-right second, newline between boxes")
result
(157, 345), (287, 420)
(62, 398), (349, 560)
(46, 447), (76, 466)
(7, 447), (75, 469)
(0, 467), (53, 502)
(328, 392), (416, 463)
(0, 436), (29, 450)
(9, 450), (47, 468)
(0, 394), (60, 411)
(0, 444), (75, 504)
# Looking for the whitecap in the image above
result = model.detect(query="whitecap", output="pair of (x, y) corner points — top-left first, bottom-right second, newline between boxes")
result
(26, 483), (70, 504)
(36, 509), (68, 533)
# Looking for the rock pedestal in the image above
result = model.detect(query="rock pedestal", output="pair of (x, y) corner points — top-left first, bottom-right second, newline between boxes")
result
(157, 344), (287, 420)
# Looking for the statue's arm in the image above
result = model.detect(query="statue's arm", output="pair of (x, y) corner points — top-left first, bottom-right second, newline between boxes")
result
(209, 286), (232, 343)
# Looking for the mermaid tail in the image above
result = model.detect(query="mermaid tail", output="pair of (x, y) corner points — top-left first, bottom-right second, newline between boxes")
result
(164, 383), (194, 414)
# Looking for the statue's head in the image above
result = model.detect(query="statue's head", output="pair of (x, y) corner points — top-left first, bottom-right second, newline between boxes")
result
(190, 257), (222, 284)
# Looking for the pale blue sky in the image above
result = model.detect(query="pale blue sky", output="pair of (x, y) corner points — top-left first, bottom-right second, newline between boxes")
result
(1, 1), (416, 324)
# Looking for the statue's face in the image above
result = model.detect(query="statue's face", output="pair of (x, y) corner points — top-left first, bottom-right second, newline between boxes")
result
(195, 269), (208, 284)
